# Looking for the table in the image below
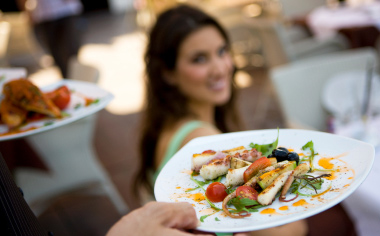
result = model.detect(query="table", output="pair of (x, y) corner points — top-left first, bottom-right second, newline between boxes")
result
(321, 70), (380, 236)
(306, 2), (380, 48)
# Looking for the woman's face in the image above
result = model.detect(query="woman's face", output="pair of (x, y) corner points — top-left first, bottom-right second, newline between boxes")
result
(167, 25), (234, 108)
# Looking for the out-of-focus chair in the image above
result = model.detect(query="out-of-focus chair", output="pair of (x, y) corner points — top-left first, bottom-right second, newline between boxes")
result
(251, 18), (349, 68)
(1, 12), (44, 68)
(15, 60), (129, 216)
(270, 47), (378, 131)
(278, 0), (326, 20)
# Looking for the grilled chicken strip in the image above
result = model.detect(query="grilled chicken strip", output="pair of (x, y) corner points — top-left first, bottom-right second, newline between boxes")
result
(199, 155), (232, 180)
(3, 79), (61, 118)
(192, 146), (261, 172)
(225, 165), (249, 187)
(257, 171), (292, 205)
(0, 98), (28, 128)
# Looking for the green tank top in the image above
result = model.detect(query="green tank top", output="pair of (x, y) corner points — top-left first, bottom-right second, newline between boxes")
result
(152, 120), (232, 236)
(152, 120), (208, 182)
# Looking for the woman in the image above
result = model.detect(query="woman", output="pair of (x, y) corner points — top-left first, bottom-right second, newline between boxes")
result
(135, 4), (242, 193)
(134, 4), (307, 236)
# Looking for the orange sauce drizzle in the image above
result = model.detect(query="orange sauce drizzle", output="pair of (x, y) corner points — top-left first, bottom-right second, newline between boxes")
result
(260, 208), (281, 215)
(279, 206), (289, 211)
(312, 185), (332, 198)
(85, 98), (95, 106)
(318, 157), (335, 169)
(292, 199), (313, 207)
(169, 192), (205, 202)
(199, 208), (218, 215)
(181, 169), (193, 175)
(176, 186), (181, 189)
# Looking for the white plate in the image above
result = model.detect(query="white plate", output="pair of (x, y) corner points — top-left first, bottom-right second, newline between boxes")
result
(154, 129), (375, 233)
(0, 80), (113, 141)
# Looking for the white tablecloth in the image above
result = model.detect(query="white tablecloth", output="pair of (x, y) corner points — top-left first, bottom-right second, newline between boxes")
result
(341, 146), (380, 236)
(307, 2), (380, 40)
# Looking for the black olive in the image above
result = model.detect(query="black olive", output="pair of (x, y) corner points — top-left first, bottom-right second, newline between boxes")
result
(287, 152), (300, 164)
(278, 147), (289, 152)
(267, 153), (274, 158)
(273, 148), (289, 162)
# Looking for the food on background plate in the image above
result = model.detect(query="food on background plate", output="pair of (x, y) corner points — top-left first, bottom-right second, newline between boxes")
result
(0, 78), (71, 129)
(187, 132), (333, 220)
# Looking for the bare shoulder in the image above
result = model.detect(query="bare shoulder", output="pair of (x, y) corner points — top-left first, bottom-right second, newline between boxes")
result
(181, 124), (221, 148)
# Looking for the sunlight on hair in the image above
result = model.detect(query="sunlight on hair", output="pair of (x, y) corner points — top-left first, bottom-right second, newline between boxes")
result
(235, 70), (252, 88)
(79, 32), (147, 115)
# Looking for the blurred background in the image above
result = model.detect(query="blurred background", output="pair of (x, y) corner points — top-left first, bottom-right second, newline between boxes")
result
(1, 0), (380, 235)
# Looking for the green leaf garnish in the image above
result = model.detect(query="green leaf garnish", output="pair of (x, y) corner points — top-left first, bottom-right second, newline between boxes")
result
(44, 121), (54, 126)
(88, 98), (100, 105)
(292, 174), (331, 196)
(200, 214), (211, 222)
(225, 186), (236, 195)
(74, 104), (82, 109)
(249, 128), (279, 156)
(215, 217), (220, 221)
(227, 197), (263, 213)
(61, 112), (70, 117)
(302, 141), (316, 171)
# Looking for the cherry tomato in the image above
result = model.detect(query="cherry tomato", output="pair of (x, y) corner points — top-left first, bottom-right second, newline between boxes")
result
(205, 182), (228, 202)
(236, 186), (258, 200)
(45, 85), (71, 110)
(243, 156), (272, 183)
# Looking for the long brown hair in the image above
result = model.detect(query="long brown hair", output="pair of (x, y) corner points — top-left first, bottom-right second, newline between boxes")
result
(134, 4), (243, 196)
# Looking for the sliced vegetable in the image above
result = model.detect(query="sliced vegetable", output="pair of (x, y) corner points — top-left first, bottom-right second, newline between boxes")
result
(243, 156), (272, 183)
(257, 161), (296, 189)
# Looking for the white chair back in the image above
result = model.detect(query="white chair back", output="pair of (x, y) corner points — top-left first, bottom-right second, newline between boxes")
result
(279, 0), (326, 19)
(270, 47), (378, 131)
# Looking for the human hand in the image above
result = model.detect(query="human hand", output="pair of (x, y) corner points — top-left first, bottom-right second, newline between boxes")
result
(106, 201), (213, 236)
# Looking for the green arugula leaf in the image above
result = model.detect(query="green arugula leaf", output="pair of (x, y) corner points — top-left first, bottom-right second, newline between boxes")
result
(302, 141), (316, 171)
(200, 214), (211, 222)
(215, 217), (220, 221)
(185, 186), (200, 192)
(249, 128), (279, 156)
(225, 186), (236, 195)
(227, 197), (262, 213)
(60, 112), (70, 117)
(88, 98), (100, 105)
(44, 121), (54, 126)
